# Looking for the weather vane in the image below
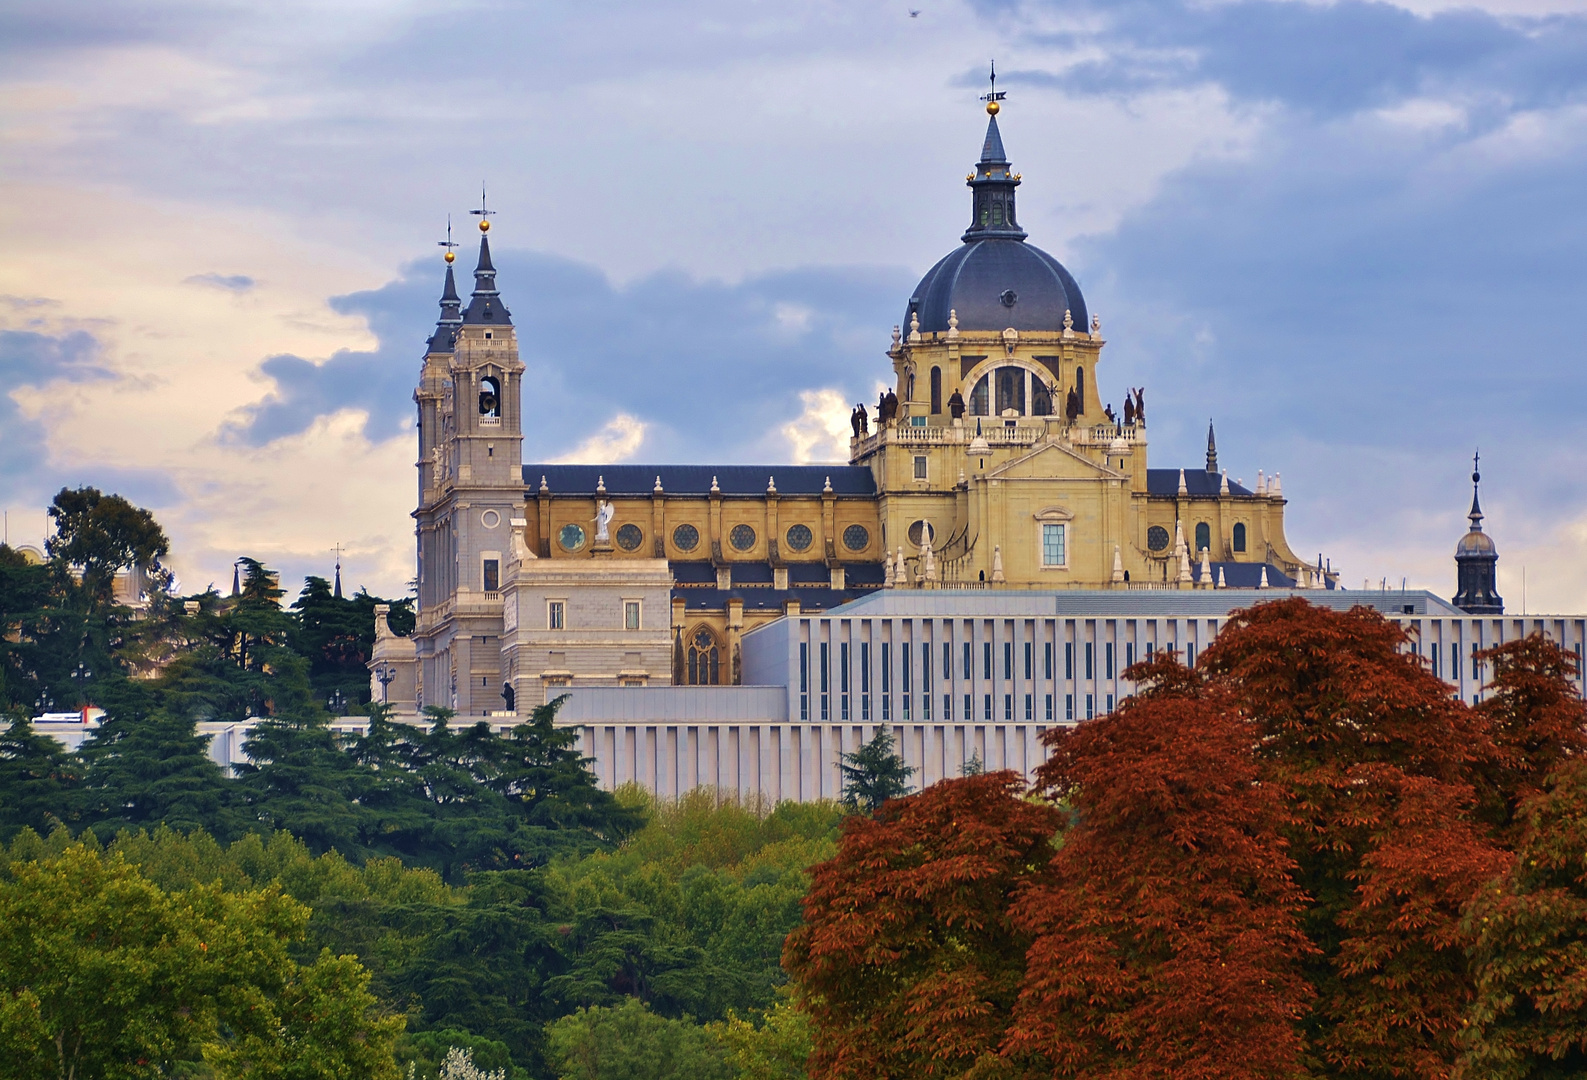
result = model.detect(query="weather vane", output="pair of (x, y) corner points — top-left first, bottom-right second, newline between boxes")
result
(438, 215), (458, 263)
(469, 184), (496, 232)
(979, 60), (1006, 114)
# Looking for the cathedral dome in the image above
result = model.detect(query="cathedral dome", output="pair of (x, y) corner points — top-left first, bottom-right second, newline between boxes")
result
(904, 109), (1086, 334)
(1456, 528), (1496, 556)
(908, 238), (1087, 334)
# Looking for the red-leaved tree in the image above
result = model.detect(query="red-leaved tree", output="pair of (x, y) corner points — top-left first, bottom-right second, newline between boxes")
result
(1005, 653), (1315, 1080)
(784, 771), (1061, 1080)
(1199, 599), (1507, 1079)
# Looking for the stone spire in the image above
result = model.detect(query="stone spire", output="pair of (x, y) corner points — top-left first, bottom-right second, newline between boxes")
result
(1453, 451), (1503, 614)
(962, 89), (1027, 243)
(462, 219), (512, 326)
(1206, 419), (1218, 473)
(426, 262), (463, 353)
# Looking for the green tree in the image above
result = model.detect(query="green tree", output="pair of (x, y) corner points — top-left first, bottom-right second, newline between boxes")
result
(1458, 758), (1587, 1080)
(546, 998), (736, 1080)
(708, 990), (812, 1080)
(0, 713), (80, 841)
(0, 842), (402, 1080)
(45, 486), (170, 602)
(836, 728), (913, 813)
(290, 576), (413, 708)
(75, 709), (244, 842)
(0, 546), (52, 711)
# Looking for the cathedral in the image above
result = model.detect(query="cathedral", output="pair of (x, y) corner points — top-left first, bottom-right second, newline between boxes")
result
(405, 97), (1344, 716)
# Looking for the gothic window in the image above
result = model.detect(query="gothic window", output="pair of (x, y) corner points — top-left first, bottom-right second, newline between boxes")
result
(842, 524), (870, 552)
(687, 628), (720, 685)
(730, 524), (756, 551)
(479, 376), (501, 418)
(672, 524), (700, 552)
(930, 367), (942, 414)
(970, 375), (989, 416)
(615, 523), (643, 551)
(1233, 523), (1247, 553)
(785, 524), (813, 551)
(1147, 526), (1170, 552)
(560, 524), (586, 552)
(1195, 522), (1211, 553)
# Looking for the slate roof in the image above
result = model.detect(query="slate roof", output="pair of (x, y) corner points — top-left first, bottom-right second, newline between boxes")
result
(523, 464), (877, 497)
(1210, 561), (1300, 589)
(1144, 469), (1255, 497)
(675, 588), (875, 613)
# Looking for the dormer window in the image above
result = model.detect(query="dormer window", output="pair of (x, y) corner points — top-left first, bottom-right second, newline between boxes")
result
(479, 376), (501, 420)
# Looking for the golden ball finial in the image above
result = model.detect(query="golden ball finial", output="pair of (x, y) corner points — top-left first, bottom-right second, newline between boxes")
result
(444, 250), (455, 263)
(479, 219), (490, 232)
(986, 100), (1000, 116)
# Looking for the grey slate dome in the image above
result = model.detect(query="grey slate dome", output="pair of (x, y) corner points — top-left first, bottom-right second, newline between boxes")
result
(905, 113), (1087, 334)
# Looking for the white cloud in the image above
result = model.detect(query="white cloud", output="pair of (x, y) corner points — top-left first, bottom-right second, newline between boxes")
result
(550, 413), (647, 464)
(781, 388), (852, 465)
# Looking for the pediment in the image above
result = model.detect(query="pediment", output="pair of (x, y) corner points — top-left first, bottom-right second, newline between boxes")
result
(985, 438), (1125, 482)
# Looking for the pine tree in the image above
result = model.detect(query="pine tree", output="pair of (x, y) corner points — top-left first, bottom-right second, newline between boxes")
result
(837, 727), (914, 813)
(0, 713), (81, 841)
(74, 709), (244, 842)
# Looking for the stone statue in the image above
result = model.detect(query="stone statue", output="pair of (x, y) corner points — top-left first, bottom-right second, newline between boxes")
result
(947, 389), (965, 419)
(594, 499), (616, 543)
(878, 390), (899, 426)
(1065, 388), (1080, 422)
(1123, 394), (1135, 427)
(857, 404), (869, 435)
(850, 406), (863, 439)
(1134, 387), (1145, 425)
(1104, 403), (1116, 424)
(876, 390), (889, 425)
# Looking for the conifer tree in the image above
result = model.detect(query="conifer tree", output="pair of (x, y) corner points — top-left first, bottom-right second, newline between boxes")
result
(75, 709), (244, 842)
(0, 713), (80, 841)
(836, 727), (914, 813)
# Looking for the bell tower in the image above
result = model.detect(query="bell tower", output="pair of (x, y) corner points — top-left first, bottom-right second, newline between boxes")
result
(412, 204), (527, 714)
(1452, 452), (1503, 615)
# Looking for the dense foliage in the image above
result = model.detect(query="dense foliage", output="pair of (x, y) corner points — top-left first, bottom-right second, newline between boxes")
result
(788, 599), (1587, 1080)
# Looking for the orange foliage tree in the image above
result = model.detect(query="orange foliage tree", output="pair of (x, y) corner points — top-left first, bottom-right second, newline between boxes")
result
(1006, 652), (1316, 1080)
(783, 771), (1060, 1080)
(1198, 598), (1507, 1079)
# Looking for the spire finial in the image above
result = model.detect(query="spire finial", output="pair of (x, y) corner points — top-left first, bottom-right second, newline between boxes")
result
(979, 60), (1006, 116)
(1206, 418), (1218, 473)
(1469, 448), (1484, 528)
(439, 216), (458, 263)
(470, 184), (495, 232)
(333, 543), (343, 599)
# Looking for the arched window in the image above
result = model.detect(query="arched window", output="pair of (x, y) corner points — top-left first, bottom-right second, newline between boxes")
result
(930, 367), (942, 414)
(1195, 522), (1211, 553)
(687, 629), (720, 685)
(479, 376), (501, 418)
(1233, 523), (1247, 553)
(996, 366), (1025, 415)
(1075, 366), (1085, 409)
(970, 375), (989, 416)
(1032, 380), (1053, 415)
(990, 202), (1003, 225)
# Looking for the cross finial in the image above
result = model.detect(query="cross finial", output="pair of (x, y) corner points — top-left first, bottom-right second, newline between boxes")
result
(469, 184), (496, 232)
(1472, 448), (1481, 485)
(438, 215), (459, 263)
(979, 60), (1006, 114)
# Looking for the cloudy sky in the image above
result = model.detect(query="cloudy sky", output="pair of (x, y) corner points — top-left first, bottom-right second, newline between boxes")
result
(4, 0), (1587, 608)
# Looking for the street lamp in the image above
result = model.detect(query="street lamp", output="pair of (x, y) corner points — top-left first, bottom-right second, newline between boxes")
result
(327, 688), (347, 716)
(71, 663), (92, 705)
(373, 663), (397, 705)
(34, 694), (54, 714)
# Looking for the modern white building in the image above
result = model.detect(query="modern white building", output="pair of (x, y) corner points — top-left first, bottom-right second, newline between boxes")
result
(553, 587), (1587, 802)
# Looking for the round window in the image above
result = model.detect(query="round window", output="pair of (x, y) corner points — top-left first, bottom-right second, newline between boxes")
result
(615, 523), (643, 551)
(559, 523), (586, 552)
(906, 520), (935, 547)
(480, 509), (501, 529)
(785, 524), (813, 552)
(729, 524), (756, 551)
(1147, 525), (1171, 552)
(842, 524), (870, 552)
(672, 524), (700, 552)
